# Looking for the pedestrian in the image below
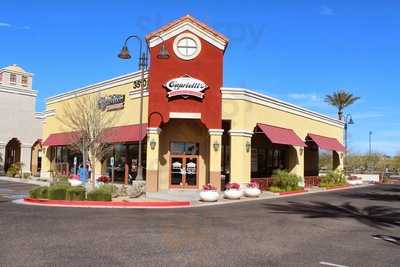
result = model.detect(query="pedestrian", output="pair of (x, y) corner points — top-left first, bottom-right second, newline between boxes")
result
(79, 164), (89, 186)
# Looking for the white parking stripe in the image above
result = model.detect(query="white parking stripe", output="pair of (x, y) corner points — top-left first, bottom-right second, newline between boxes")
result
(320, 261), (350, 267)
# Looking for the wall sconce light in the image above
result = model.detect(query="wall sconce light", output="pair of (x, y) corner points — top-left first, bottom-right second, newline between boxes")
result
(245, 141), (251, 152)
(340, 152), (344, 159)
(149, 139), (157, 150)
(213, 141), (220, 151)
(299, 147), (304, 156)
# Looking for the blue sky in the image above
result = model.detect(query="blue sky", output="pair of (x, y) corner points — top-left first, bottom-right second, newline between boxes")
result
(1, 0), (399, 155)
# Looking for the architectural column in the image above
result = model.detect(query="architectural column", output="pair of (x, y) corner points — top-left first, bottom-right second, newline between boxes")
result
(229, 130), (253, 187)
(333, 151), (344, 172)
(0, 143), (5, 175)
(40, 146), (52, 178)
(288, 146), (305, 187)
(208, 129), (224, 190)
(20, 144), (32, 174)
(146, 127), (161, 192)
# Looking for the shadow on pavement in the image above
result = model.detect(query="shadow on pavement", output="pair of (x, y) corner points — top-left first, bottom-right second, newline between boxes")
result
(265, 201), (400, 229)
(372, 234), (400, 246)
(341, 192), (400, 202)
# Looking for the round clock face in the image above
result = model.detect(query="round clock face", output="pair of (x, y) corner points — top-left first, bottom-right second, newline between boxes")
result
(173, 33), (202, 60)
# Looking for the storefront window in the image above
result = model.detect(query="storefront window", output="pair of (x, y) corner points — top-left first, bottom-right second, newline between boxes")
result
(170, 142), (199, 155)
(251, 147), (286, 178)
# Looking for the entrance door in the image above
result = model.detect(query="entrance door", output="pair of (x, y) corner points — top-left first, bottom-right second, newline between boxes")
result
(169, 142), (199, 189)
(4, 138), (21, 173)
(170, 156), (198, 188)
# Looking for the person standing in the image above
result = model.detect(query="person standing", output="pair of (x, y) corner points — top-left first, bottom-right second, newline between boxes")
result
(79, 164), (89, 186)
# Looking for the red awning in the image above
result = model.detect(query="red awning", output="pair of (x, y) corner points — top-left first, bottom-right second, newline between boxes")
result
(307, 133), (345, 152)
(43, 132), (81, 147)
(101, 124), (147, 144)
(257, 123), (306, 147)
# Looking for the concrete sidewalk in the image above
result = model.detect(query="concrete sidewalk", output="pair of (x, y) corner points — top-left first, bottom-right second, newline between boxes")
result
(0, 176), (49, 186)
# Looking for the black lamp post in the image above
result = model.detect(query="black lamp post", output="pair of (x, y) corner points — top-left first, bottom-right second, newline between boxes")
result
(118, 34), (169, 181)
(344, 114), (354, 170)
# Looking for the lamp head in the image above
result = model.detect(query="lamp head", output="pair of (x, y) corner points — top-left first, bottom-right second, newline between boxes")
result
(118, 46), (131, 60)
(157, 44), (170, 59)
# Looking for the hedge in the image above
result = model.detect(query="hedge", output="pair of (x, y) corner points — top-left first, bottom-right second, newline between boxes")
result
(48, 184), (70, 200)
(66, 186), (86, 201)
(29, 186), (48, 199)
(87, 187), (112, 201)
(270, 170), (301, 192)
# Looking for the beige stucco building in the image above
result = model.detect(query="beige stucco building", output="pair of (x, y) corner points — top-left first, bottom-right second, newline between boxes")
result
(0, 64), (43, 176)
(41, 15), (345, 191)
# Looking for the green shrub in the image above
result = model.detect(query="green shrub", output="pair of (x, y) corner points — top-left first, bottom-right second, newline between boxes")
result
(48, 184), (70, 200)
(320, 171), (346, 188)
(87, 187), (112, 201)
(268, 186), (284, 193)
(270, 170), (301, 192)
(29, 186), (48, 199)
(22, 172), (31, 179)
(66, 186), (86, 201)
(6, 163), (22, 177)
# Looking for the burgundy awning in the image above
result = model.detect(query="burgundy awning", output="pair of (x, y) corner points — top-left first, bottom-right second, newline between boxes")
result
(257, 123), (306, 147)
(307, 133), (345, 152)
(101, 124), (147, 144)
(43, 132), (81, 146)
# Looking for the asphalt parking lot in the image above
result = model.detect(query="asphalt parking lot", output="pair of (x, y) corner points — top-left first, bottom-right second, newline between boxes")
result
(0, 180), (399, 267)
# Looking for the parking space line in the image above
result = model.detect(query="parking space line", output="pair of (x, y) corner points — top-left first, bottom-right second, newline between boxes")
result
(320, 261), (350, 267)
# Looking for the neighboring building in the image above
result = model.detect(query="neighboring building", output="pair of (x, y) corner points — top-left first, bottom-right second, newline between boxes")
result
(0, 64), (43, 176)
(41, 15), (345, 190)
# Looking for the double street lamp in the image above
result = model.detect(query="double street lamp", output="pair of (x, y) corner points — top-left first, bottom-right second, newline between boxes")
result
(344, 114), (354, 170)
(118, 35), (169, 181)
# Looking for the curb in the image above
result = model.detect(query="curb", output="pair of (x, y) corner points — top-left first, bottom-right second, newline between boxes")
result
(323, 185), (351, 191)
(23, 198), (191, 208)
(278, 189), (308, 195)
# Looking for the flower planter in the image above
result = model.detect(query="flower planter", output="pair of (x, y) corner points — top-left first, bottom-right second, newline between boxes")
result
(199, 190), (219, 202)
(224, 189), (243, 200)
(68, 179), (83, 187)
(244, 187), (261, 197)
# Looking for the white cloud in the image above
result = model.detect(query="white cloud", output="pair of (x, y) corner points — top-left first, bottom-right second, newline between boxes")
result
(0, 22), (11, 27)
(319, 5), (335, 16)
(288, 93), (318, 101)
(0, 21), (30, 30)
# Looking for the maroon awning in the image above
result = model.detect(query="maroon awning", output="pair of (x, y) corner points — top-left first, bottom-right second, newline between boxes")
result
(257, 123), (306, 147)
(43, 132), (81, 146)
(101, 124), (147, 144)
(307, 133), (345, 152)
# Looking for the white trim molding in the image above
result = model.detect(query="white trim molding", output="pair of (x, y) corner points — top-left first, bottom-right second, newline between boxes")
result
(129, 88), (149, 99)
(0, 85), (37, 97)
(229, 130), (253, 138)
(169, 112), (201, 119)
(44, 109), (56, 118)
(221, 87), (344, 128)
(208, 129), (224, 136)
(148, 21), (227, 51)
(47, 71), (147, 105)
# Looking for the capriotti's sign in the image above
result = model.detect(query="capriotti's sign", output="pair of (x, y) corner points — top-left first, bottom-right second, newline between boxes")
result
(163, 75), (208, 99)
(98, 94), (125, 111)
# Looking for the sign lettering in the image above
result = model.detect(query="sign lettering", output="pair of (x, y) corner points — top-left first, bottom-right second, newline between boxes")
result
(163, 75), (208, 99)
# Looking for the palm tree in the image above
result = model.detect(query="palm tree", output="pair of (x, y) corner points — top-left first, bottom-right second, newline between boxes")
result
(325, 90), (360, 120)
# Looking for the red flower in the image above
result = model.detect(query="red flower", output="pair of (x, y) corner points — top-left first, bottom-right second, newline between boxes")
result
(97, 176), (110, 183)
(225, 182), (241, 190)
(247, 182), (259, 188)
(202, 183), (217, 191)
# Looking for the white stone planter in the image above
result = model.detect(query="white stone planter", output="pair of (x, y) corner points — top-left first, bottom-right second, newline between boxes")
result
(244, 187), (261, 197)
(224, 189), (243, 200)
(68, 179), (83, 187)
(199, 190), (219, 202)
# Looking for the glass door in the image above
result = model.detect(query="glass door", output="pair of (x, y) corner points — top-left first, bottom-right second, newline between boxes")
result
(169, 142), (199, 189)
